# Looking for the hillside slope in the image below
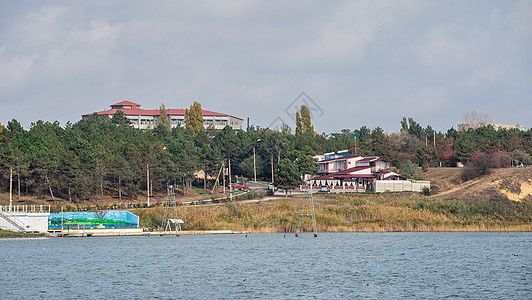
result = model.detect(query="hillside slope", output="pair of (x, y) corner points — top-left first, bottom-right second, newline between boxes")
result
(424, 167), (532, 203)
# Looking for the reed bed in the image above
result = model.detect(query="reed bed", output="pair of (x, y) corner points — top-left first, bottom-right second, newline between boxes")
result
(132, 194), (532, 233)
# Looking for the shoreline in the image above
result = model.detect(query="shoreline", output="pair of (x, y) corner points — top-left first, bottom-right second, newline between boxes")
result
(2, 226), (531, 239)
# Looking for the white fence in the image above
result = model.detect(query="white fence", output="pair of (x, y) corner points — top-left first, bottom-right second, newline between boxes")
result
(374, 180), (430, 193)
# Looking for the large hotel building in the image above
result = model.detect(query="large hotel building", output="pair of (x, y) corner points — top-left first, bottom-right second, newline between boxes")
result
(82, 101), (243, 130)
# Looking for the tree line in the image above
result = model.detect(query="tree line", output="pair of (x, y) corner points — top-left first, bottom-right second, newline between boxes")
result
(0, 105), (531, 201)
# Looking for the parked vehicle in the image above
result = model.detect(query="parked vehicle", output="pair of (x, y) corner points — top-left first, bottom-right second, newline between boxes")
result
(230, 183), (246, 190)
(268, 183), (276, 190)
(320, 185), (330, 192)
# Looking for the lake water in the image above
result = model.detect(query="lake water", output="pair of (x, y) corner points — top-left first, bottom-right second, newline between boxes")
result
(1, 233), (530, 299)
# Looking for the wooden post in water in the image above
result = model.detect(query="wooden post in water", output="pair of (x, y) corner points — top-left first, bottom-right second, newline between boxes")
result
(61, 206), (64, 237)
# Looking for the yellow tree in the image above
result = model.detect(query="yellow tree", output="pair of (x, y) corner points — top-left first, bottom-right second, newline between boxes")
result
(185, 101), (204, 135)
(158, 103), (170, 130)
(295, 105), (314, 135)
(0, 122), (4, 146)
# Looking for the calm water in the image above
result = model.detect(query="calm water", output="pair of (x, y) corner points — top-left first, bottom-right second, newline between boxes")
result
(1, 233), (530, 299)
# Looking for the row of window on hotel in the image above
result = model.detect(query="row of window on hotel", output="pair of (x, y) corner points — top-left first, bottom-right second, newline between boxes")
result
(128, 119), (239, 126)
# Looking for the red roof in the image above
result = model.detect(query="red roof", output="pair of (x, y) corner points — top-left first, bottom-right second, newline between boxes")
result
(82, 104), (243, 120)
(337, 174), (374, 178)
(358, 157), (378, 162)
(376, 170), (393, 174)
(311, 174), (375, 180)
(358, 157), (390, 163)
(335, 166), (372, 175)
(111, 100), (141, 107)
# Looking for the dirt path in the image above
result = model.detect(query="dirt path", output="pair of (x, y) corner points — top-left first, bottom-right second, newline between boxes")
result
(433, 177), (483, 197)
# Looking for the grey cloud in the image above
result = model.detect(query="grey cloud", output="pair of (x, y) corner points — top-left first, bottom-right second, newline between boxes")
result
(0, 0), (530, 133)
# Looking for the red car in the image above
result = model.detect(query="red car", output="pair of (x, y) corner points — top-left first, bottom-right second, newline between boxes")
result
(230, 183), (246, 190)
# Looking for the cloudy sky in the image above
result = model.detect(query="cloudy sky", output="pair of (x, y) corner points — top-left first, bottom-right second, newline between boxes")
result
(1, 0), (530, 133)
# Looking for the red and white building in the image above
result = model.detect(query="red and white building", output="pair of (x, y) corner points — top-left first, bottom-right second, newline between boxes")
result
(82, 101), (243, 130)
(306, 150), (404, 192)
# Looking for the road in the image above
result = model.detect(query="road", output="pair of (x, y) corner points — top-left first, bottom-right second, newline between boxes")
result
(245, 181), (269, 194)
(245, 181), (307, 197)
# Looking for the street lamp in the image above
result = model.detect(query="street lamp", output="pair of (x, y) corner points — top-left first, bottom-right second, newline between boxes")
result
(254, 139), (261, 182)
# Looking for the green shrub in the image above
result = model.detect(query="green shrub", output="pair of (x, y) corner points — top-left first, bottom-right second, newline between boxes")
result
(399, 160), (424, 180)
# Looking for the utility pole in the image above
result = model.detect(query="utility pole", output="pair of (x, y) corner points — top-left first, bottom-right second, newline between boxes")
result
(433, 130), (436, 147)
(9, 166), (13, 211)
(146, 163), (150, 207)
(229, 158), (232, 201)
(17, 169), (20, 201)
(253, 146), (256, 182)
(271, 154), (274, 184)
(254, 139), (261, 182)
(223, 163), (226, 194)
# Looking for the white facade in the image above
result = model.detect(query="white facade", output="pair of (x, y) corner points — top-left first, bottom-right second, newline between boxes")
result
(126, 114), (243, 130)
(0, 205), (50, 233)
(457, 122), (526, 131)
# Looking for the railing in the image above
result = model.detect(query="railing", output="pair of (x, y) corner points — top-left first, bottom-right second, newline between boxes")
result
(301, 184), (366, 191)
(0, 211), (26, 232)
(0, 205), (51, 213)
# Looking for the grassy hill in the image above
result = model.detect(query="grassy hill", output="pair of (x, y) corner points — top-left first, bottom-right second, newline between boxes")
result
(425, 167), (532, 203)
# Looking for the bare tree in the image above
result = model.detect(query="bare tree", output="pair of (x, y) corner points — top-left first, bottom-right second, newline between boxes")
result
(462, 110), (492, 129)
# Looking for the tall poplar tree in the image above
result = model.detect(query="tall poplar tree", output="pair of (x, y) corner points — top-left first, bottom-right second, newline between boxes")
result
(158, 103), (170, 130)
(295, 105), (314, 135)
(185, 101), (204, 135)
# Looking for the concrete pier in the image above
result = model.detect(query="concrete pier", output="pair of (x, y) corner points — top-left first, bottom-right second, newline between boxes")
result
(47, 228), (246, 237)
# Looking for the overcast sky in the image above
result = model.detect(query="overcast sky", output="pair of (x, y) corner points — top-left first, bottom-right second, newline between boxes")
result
(1, 0), (531, 133)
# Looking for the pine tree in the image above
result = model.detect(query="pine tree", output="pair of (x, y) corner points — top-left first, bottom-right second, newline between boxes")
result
(276, 158), (302, 197)
(158, 103), (170, 130)
(111, 110), (130, 127)
(185, 101), (204, 135)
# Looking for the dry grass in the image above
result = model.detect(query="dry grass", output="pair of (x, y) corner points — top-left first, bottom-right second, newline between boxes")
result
(425, 167), (532, 203)
(132, 194), (532, 233)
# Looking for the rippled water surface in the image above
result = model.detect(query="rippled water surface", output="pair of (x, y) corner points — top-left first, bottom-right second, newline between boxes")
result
(1, 233), (530, 299)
